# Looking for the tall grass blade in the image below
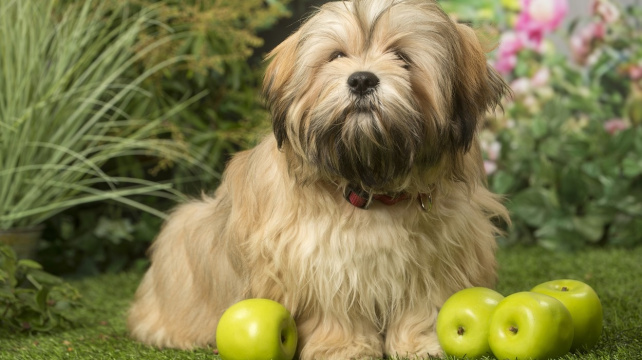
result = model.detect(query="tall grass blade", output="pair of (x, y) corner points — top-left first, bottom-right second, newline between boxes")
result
(0, 1), (210, 229)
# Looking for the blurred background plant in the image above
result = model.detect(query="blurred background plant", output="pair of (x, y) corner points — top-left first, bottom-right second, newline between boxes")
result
(0, 0), (209, 284)
(99, 0), (292, 192)
(445, 0), (642, 250)
(0, 0), (193, 232)
(1, 0), (201, 330)
(31, 0), (291, 276)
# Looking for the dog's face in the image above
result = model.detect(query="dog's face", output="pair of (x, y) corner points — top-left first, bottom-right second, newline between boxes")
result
(264, 0), (508, 192)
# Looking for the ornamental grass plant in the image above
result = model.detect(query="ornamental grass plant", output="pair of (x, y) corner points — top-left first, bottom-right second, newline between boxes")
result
(22, 0), (290, 276)
(0, 0), (202, 231)
(0, 0), (212, 333)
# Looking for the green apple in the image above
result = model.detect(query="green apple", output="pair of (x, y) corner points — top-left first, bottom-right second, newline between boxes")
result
(436, 287), (504, 359)
(489, 292), (574, 360)
(215, 298), (298, 360)
(531, 279), (603, 351)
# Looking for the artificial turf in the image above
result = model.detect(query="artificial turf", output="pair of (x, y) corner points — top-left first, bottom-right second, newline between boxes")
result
(1, 246), (641, 360)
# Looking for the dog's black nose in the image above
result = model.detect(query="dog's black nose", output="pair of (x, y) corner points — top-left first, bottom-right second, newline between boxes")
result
(347, 71), (379, 95)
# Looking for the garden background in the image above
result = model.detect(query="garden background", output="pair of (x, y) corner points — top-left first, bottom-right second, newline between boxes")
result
(1, 0), (641, 359)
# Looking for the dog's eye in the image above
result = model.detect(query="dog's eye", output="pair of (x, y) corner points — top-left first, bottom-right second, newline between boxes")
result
(395, 51), (411, 70)
(329, 51), (346, 62)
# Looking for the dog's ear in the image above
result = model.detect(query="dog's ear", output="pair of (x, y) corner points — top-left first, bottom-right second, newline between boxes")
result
(263, 31), (301, 149)
(450, 24), (509, 153)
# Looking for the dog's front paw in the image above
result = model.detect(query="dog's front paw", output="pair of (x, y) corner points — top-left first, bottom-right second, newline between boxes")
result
(301, 347), (383, 360)
(299, 335), (384, 360)
(385, 312), (444, 359)
(387, 345), (443, 359)
(297, 317), (384, 360)
(387, 338), (444, 360)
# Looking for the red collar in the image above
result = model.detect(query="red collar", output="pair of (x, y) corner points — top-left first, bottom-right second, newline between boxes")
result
(344, 187), (431, 210)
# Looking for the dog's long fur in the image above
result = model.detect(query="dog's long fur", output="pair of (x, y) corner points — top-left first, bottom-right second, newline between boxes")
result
(128, 0), (510, 358)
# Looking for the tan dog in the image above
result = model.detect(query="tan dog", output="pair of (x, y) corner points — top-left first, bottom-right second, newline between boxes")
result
(128, 0), (509, 358)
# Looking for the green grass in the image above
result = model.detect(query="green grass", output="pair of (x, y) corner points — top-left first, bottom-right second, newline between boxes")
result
(1, 246), (641, 359)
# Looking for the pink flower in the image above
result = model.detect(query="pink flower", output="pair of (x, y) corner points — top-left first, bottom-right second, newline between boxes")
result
(593, 0), (620, 24)
(570, 22), (605, 64)
(531, 67), (551, 87)
(591, 22), (606, 40)
(516, 0), (569, 46)
(487, 142), (502, 162)
(484, 160), (498, 175)
(526, 0), (568, 30)
(481, 140), (501, 175)
(604, 119), (629, 135)
(499, 31), (527, 54)
(494, 55), (518, 75)
(494, 32), (527, 74)
(511, 77), (532, 96)
(629, 64), (642, 81)
(493, 1), (568, 75)
(570, 34), (590, 64)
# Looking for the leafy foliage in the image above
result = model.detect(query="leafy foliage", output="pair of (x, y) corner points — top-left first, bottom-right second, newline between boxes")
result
(440, 0), (506, 24)
(39, 205), (162, 276)
(99, 0), (292, 191)
(0, 245), (83, 332)
(483, 1), (642, 249)
(491, 102), (642, 250)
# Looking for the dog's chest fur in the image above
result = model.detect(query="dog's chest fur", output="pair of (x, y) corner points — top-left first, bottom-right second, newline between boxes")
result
(236, 137), (445, 327)
(296, 206), (437, 325)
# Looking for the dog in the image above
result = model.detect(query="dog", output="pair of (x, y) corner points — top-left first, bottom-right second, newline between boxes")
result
(128, 0), (510, 358)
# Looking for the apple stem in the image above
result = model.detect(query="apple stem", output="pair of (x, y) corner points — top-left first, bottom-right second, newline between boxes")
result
(509, 326), (518, 334)
(561, 286), (569, 292)
(457, 326), (465, 336)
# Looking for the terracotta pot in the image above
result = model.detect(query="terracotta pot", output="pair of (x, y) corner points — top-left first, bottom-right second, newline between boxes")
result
(0, 226), (43, 259)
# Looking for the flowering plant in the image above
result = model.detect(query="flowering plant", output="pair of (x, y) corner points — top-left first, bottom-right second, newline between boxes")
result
(494, 0), (568, 74)
(483, 0), (642, 249)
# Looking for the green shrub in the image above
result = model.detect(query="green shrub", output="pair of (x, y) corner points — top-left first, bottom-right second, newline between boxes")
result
(105, 0), (292, 191)
(0, 245), (83, 332)
(491, 102), (642, 250)
(39, 205), (163, 275)
(484, 1), (642, 249)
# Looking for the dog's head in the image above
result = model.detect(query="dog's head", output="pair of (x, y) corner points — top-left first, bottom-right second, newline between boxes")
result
(263, 0), (508, 192)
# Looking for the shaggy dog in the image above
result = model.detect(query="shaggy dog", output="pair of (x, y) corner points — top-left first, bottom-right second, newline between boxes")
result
(128, 0), (510, 358)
